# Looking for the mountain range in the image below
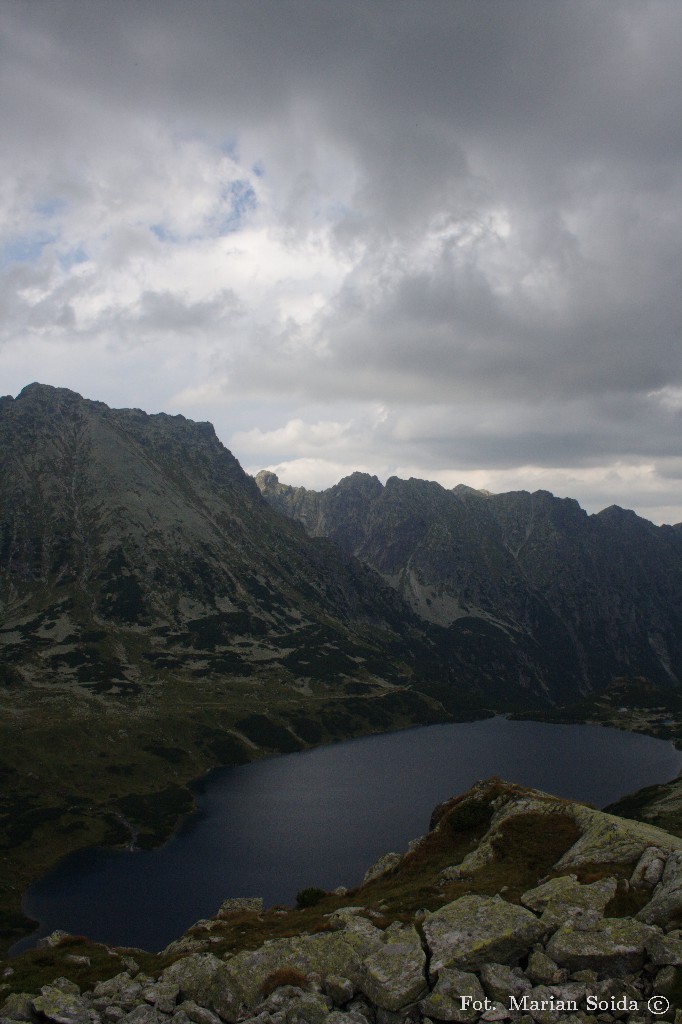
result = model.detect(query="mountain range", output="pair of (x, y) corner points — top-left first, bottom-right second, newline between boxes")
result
(2, 382), (682, 951)
(256, 469), (682, 700)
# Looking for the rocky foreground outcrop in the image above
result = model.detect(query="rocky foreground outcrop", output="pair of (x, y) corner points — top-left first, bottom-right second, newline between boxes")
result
(4, 780), (682, 1024)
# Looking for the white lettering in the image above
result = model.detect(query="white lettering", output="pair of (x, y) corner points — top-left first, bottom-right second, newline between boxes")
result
(459, 996), (494, 1011)
(509, 996), (578, 1012)
(586, 995), (638, 1012)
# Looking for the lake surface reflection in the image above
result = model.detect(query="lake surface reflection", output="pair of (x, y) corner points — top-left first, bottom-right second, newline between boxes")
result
(14, 717), (682, 954)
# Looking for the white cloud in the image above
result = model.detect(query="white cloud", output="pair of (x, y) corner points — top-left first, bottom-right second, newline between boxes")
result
(2, 2), (682, 525)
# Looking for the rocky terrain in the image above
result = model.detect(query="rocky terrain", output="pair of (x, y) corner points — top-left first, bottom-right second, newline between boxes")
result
(3, 779), (682, 1023)
(256, 472), (682, 702)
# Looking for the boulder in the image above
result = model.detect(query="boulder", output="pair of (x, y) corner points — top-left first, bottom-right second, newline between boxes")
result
(226, 932), (364, 1008)
(217, 898), (263, 917)
(160, 954), (241, 1022)
(92, 973), (145, 1012)
(31, 987), (91, 1024)
(282, 992), (331, 1024)
(323, 976), (355, 1005)
(545, 917), (660, 976)
(119, 1009), (165, 1024)
(176, 1002), (223, 1024)
(478, 963), (531, 1004)
(362, 853), (402, 885)
(358, 925), (426, 1011)
(646, 929), (682, 966)
(326, 911), (385, 959)
(0, 993), (35, 1022)
(520, 875), (617, 932)
(141, 980), (180, 1013)
(630, 847), (667, 889)
(422, 895), (544, 976)
(419, 967), (486, 1022)
(525, 951), (568, 987)
(37, 931), (70, 950)
(637, 851), (682, 927)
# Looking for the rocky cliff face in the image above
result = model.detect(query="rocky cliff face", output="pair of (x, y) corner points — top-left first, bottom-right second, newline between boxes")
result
(4, 779), (682, 1023)
(256, 471), (682, 698)
(0, 385), (434, 698)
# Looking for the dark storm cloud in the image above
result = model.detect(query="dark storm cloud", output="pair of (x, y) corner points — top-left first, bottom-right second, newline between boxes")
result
(2, 1), (682, 520)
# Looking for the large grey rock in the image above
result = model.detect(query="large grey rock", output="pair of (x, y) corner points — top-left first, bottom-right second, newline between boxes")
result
(217, 898), (264, 917)
(322, 976), (355, 1006)
(646, 929), (682, 966)
(545, 917), (660, 976)
(525, 951), (568, 987)
(141, 980), (180, 1014)
(630, 847), (667, 889)
(176, 1002), (223, 1024)
(358, 925), (426, 1011)
(419, 968), (486, 1022)
(37, 931), (70, 950)
(422, 895), (544, 976)
(160, 954), (241, 1022)
(362, 853), (402, 885)
(637, 851), (682, 926)
(119, 1009), (165, 1024)
(326, 911), (385, 959)
(478, 963), (531, 1004)
(520, 875), (616, 931)
(0, 994), (34, 1022)
(283, 993), (331, 1024)
(92, 973), (144, 1012)
(40, 980), (80, 998)
(31, 988), (90, 1024)
(226, 932), (364, 1008)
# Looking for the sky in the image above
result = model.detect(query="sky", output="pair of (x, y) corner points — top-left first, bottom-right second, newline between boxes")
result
(2, 1), (682, 524)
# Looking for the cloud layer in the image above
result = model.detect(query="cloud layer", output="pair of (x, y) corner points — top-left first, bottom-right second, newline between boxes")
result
(2, 1), (682, 522)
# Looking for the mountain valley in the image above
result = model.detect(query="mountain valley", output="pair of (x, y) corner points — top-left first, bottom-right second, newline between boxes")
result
(3, 383), (682, 959)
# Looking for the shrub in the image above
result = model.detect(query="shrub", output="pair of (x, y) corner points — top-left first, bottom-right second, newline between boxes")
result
(295, 886), (326, 909)
(446, 799), (492, 834)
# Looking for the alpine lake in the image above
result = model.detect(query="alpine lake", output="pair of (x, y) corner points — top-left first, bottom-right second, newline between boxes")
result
(12, 716), (682, 955)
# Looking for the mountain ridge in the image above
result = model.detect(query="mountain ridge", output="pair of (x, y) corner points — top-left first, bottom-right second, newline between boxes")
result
(256, 469), (682, 696)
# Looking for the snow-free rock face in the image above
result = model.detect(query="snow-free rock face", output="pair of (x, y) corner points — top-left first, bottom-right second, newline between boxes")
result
(0, 384), (428, 696)
(257, 469), (682, 697)
(6, 779), (682, 1023)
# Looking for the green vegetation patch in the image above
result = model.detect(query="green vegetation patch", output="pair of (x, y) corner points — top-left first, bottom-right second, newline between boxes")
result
(117, 786), (195, 849)
(196, 728), (250, 765)
(235, 714), (303, 752)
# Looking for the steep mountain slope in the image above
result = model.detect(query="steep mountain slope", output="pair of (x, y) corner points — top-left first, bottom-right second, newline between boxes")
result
(0, 385), (433, 698)
(0, 385), (450, 948)
(256, 471), (682, 697)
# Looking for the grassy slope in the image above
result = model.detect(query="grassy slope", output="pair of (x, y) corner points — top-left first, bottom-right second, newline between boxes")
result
(0, 668), (452, 955)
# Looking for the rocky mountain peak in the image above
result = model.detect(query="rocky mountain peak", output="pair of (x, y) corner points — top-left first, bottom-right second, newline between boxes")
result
(258, 470), (682, 695)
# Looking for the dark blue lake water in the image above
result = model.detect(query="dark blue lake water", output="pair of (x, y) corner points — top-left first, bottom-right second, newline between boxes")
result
(13, 717), (682, 955)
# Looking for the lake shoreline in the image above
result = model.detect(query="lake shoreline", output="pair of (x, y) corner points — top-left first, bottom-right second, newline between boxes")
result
(11, 715), (682, 957)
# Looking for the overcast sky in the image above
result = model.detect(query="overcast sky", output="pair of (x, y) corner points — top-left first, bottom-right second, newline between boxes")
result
(2, 1), (682, 524)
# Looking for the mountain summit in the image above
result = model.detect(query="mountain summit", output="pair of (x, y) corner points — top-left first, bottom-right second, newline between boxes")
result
(0, 384), (435, 701)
